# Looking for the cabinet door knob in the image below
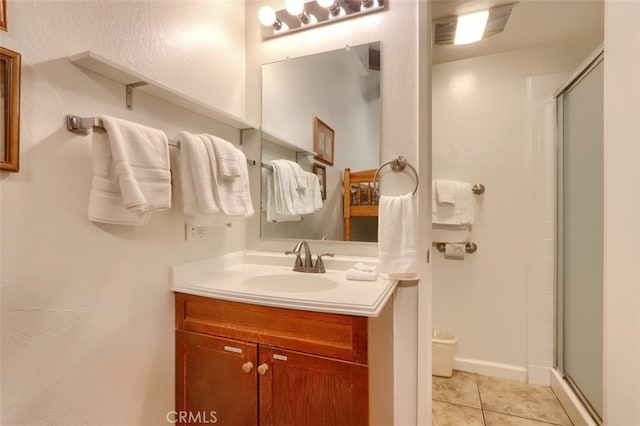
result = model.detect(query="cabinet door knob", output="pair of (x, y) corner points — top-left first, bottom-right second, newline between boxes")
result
(257, 363), (269, 376)
(242, 361), (254, 374)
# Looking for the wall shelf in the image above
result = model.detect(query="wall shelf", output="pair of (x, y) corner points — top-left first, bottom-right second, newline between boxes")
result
(261, 129), (316, 156)
(69, 51), (257, 130)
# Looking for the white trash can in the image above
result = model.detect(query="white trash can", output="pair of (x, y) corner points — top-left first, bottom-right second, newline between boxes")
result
(432, 330), (457, 377)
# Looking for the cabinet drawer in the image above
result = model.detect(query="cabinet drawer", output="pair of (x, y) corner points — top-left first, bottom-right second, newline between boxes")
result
(175, 293), (368, 363)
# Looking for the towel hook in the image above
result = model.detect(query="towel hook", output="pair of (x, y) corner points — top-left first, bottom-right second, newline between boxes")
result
(373, 155), (419, 195)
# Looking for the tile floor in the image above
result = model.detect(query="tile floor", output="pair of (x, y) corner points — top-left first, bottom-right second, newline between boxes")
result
(432, 371), (573, 426)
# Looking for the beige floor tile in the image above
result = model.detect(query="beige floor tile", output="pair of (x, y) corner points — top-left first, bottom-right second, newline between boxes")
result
(433, 370), (482, 408)
(477, 375), (572, 426)
(484, 410), (565, 426)
(433, 400), (485, 426)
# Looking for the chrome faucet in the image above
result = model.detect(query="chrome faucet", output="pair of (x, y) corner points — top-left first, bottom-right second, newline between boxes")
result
(285, 240), (334, 273)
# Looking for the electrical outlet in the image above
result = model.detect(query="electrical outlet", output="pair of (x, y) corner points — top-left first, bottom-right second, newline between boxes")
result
(185, 224), (207, 241)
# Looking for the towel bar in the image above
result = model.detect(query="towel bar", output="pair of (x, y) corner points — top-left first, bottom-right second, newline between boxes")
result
(472, 184), (485, 194)
(434, 242), (478, 254)
(65, 114), (257, 165)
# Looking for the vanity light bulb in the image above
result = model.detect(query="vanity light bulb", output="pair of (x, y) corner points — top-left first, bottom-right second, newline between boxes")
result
(360, 0), (379, 10)
(259, 6), (277, 26)
(317, 0), (335, 8)
(286, 0), (305, 16)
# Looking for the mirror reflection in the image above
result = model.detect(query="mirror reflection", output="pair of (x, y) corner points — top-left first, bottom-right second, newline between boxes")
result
(260, 42), (381, 242)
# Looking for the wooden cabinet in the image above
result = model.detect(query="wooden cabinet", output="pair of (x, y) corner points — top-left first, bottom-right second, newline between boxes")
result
(175, 293), (370, 426)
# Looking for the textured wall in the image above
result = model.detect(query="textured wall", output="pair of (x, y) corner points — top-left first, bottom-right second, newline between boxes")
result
(1, 1), (246, 424)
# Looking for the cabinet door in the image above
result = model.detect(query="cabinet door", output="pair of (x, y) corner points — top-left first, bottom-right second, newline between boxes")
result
(259, 346), (368, 426)
(175, 330), (258, 426)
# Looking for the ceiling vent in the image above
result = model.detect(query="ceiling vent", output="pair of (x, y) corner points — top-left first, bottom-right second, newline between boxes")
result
(434, 3), (515, 45)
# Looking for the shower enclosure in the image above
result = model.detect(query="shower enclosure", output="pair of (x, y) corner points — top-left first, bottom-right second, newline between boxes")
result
(556, 51), (604, 423)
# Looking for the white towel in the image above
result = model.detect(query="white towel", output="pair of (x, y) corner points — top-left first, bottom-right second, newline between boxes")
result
(346, 263), (379, 281)
(432, 181), (474, 226)
(435, 179), (457, 204)
(209, 134), (242, 180)
(262, 168), (301, 222)
(88, 116), (170, 225)
(309, 173), (323, 212)
(177, 132), (253, 226)
(378, 193), (420, 280)
(201, 135), (254, 217)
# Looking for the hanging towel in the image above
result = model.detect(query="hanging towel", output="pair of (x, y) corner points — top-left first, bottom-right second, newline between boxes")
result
(209, 134), (242, 180)
(378, 193), (420, 280)
(263, 168), (301, 222)
(435, 179), (457, 204)
(262, 160), (323, 222)
(431, 180), (475, 226)
(177, 132), (253, 226)
(88, 116), (170, 225)
(201, 135), (254, 217)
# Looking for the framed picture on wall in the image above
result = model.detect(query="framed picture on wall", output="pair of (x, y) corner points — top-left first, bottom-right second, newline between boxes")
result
(1, 47), (21, 172)
(313, 163), (327, 200)
(313, 116), (334, 166)
(0, 0), (6, 32)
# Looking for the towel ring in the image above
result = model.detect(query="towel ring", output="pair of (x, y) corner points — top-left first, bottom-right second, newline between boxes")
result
(373, 156), (419, 196)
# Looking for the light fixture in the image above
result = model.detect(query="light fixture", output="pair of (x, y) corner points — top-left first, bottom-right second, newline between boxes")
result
(259, 0), (385, 39)
(360, 0), (379, 11)
(286, 0), (317, 25)
(259, 6), (289, 32)
(454, 10), (489, 45)
(317, 0), (345, 18)
(433, 3), (514, 46)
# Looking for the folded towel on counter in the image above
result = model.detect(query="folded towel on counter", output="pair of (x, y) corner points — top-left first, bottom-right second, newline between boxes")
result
(88, 115), (170, 225)
(346, 263), (379, 281)
(432, 180), (474, 226)
(177, 131), (253, 226)
(378, 193), (420, 280)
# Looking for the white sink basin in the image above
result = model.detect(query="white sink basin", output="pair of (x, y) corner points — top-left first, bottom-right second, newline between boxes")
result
(170, 250), (398, 317)
(241, 274), (339, 293)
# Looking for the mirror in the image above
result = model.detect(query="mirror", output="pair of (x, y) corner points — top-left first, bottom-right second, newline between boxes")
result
(260, 42), (381, 242)
(1, 46), (21, 172)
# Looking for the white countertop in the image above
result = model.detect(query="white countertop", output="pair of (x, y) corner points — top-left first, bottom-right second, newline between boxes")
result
(170, 250), (397, 317)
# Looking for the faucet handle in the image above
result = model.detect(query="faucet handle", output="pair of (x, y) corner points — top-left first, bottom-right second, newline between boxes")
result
(285, 250), (303, 267)
(314, 253), (334, 272)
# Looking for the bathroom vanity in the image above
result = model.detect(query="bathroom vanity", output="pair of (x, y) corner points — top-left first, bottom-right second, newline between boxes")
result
(171, 251), (396, 426)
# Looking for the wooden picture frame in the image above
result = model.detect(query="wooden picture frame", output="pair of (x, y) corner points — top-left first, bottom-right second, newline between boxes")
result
(1, 47), (21, 172)
(313, 163), (327, 200)
(0, 0), (6, 32)
(313, 116), (334, 166)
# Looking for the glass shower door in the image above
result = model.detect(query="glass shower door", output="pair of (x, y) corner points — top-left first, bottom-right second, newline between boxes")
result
(557, 53), (604, 421)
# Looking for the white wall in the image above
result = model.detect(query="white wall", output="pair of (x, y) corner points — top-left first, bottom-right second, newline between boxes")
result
(432, 44), (596, 378)
(0, 1), (247, 424)
(526, 72), (568, 385)
(603, 0), (640, 423)
(245, 2), (423, 424)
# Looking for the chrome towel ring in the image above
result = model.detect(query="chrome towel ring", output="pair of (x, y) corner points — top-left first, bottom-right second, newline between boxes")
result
(373, 155), (419, 196)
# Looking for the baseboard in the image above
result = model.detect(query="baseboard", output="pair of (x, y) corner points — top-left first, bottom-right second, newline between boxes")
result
(453, 357), (527, 382)
(550, 368), (597, 426)
(527, 364), (551, 386)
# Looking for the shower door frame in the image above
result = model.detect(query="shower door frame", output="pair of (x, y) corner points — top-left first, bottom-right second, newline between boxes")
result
(555, 48), (604, 425)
